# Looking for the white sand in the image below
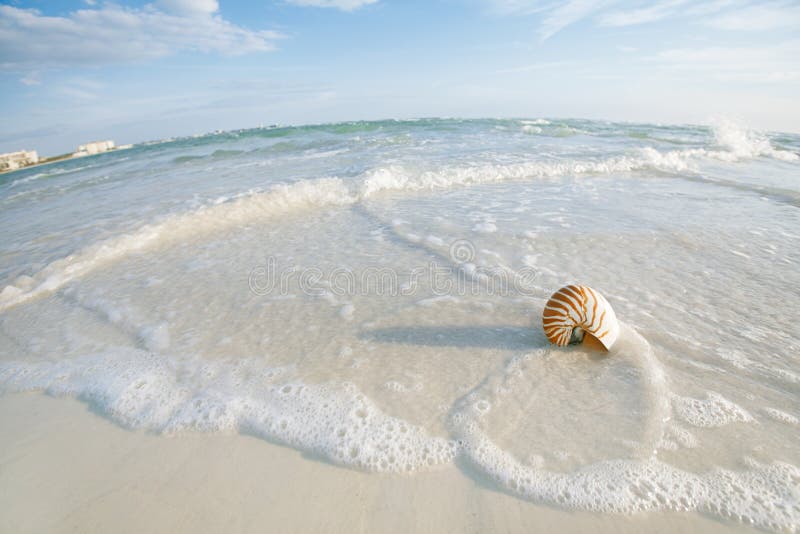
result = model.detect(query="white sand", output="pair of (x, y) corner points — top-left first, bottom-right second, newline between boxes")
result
(0, 393), (751, 534)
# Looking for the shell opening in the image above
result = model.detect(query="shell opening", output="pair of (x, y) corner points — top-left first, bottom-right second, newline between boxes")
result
(569, 327), (585, 345)
(582, 332), (610, 352)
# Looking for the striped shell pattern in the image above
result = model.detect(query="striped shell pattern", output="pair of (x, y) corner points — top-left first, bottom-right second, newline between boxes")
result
(542, 285), (620, 350)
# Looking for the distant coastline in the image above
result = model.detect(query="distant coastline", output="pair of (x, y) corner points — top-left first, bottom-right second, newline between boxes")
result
(0, 144), (133, 176)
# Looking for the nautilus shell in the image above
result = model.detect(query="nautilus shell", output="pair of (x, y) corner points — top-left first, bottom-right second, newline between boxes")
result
(542, 285), (620, 351)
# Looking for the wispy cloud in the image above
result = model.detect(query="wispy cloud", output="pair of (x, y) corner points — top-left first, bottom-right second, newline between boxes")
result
(19, 72), (41, 86)
(57, 86), (101, 101)
(598, 0), (689, 27)
(484, 0), (800, 39)
(285, 0), (378, 11)
(705, 1), (800, 31)
(0, 4), (283, 70)
(485, 0), (611, 40)
(683, 0), (740, 17)
(538, 0), (609, 40)
(53, 78), (107, 101)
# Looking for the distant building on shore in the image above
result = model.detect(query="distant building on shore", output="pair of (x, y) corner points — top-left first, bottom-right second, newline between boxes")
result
(74, 140), (115, 157)
(0, 150), (39, 171)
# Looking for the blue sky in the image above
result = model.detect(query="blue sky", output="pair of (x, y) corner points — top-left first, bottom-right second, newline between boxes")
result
(1, 0), (798, 155)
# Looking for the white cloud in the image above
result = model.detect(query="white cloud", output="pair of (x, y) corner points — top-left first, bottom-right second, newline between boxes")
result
(285, 0), (377, 11)
(484, 0), (799, 39)
(20, 74), (41, 86)
(598, 0), (689, 27)
(485, 0), (612, 39)
(705, 2), (800, 31)
(538, 0), (609, 40)
(0, 4), (283, 70)
(683, 0), (740, 16)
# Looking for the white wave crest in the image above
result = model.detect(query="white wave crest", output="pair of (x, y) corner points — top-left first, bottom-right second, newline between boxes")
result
(0, 177), (355, 312)
(711, 119), (798, 162)
(358, 154), (681, 198)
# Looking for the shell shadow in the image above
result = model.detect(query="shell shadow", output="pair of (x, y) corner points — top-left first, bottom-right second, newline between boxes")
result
(358, 325), (547, 350)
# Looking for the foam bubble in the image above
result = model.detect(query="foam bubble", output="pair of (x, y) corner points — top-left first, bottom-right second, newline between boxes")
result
(384, 381), (407, 393)
(671, 392), (754, 428)
(139, 323), (170, 352)
(0, 339), (797, 529)
(0, 350), (457, 473)
(445, 332), (797, 530)
(762, 408), (799, 426)
(473, 221), (498, 233)
(658, 423), (699, 451)
(455, 424), (799, 532)
(339, 303), (355, 320)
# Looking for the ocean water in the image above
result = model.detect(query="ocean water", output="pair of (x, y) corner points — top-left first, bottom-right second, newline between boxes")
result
(1, 118), (799, 530)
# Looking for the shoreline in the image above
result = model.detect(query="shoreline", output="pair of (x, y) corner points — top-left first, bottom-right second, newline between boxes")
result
(0, 393), (752, 534)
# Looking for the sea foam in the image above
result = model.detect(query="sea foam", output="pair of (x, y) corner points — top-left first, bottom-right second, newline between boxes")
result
(446, 330), (797, 531)
(0, 336), (797, 530)
(0, 349), (457, 473)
